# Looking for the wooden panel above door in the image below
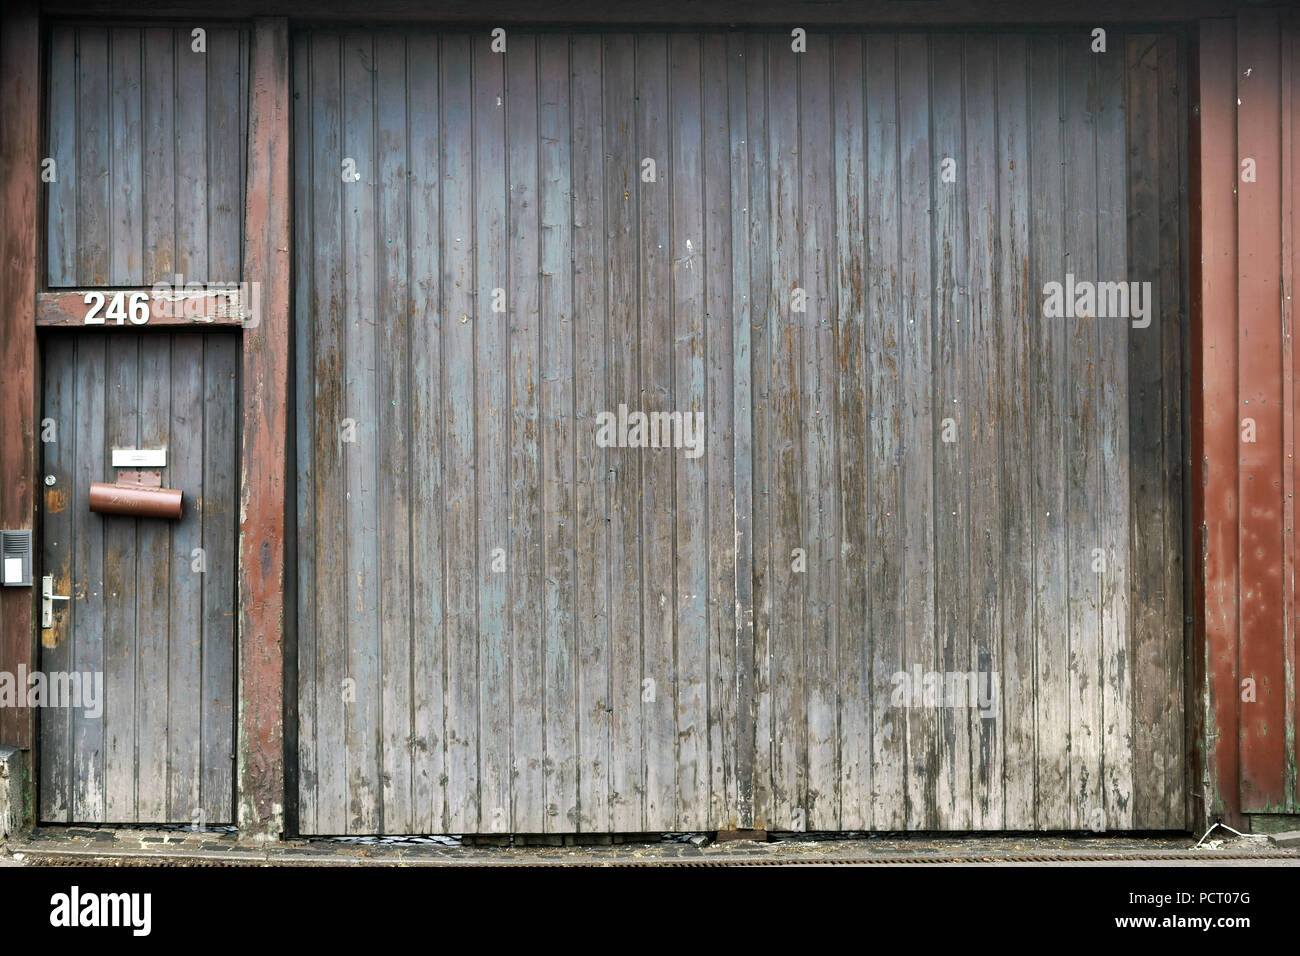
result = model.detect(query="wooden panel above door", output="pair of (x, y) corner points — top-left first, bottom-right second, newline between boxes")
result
(45, 24), (248, 288)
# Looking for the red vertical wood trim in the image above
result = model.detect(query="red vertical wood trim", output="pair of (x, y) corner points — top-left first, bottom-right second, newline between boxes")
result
(238, 16), (290, 839)
(0, 0), (40, 752)
(1283, 11), (1299, 813)
(1187, 24), (1208, 830)
(1192, 17), (1241, 826)
(1236, 8), (1288, 813)
(1187, 23), (1206, 832)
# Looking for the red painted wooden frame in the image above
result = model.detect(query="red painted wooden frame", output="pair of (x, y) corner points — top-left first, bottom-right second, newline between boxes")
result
(0, 1), (40, 756)
(238, 16), (291, 840)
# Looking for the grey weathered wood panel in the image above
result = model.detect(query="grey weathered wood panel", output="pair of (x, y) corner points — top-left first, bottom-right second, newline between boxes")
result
(45, 24), (248, 287)
(40, 333), (239, 824)
(294, 28), (1187, 834)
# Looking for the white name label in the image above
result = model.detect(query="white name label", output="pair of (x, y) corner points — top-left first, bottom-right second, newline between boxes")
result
(111, 448), (167, 468)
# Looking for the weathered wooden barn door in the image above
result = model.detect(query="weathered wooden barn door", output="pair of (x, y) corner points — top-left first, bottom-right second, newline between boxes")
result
(293, 27), (1187, 834)
(37, 24), (246, 824)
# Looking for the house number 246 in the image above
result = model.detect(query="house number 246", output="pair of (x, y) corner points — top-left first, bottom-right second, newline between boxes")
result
(83, 290), (150, 325)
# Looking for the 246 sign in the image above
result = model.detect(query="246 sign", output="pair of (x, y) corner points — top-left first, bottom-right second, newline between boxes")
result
(82, 290), (150, 325)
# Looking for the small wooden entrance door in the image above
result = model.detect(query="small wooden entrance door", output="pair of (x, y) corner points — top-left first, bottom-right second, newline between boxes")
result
(39, 332), (240, 825)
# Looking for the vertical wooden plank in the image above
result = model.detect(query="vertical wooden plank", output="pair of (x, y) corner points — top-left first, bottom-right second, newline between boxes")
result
(77, 28), (110, 285)
(570, 32), (610, 833)
(239, 27), (250, 268)
(963, 34), (1004, 829)
(1062, 37), (1103, 831)
(1236, 10), (1288, 813)
(1126, 34), (1166, 828)
(1156, 34), (1188, 827)
(201, 338), (237, 822)
(341, 31), (381, 833)
(930, 33), (972, 831)
(440, 32), (480, 834)
(505, 33), (542, 833)
(831, 33), (868, 831)
(109, 28), (143, 285)
(898, 33), (936, 830)
(1287, 14), (1300, 818)
(102, 336), (139, 822)
(703, 31), (737, 829)
(292, 30), (318, 835)
(744, 31), (774, 830)
(135, 336), (171, 821)
(799, 31), (839, 832)
(1191, 18), (1241, 827)
(474, 30), (510, 834)
(238, 16), (290, 837)
(375, 31), (413, 834)
(142, 28), (177, 283)
(728, 31), (756, 830)
(1097, 35), (1133, 832)
(539, 33), (579, 832)
(602, 32), (644, 833)
(175, 27), (208, 282)
(765, 30), (805, 834)
(47, 26), (78, 287)
(668, 32), (709, 830)
(281, 27), (300, 838)
(306, 31), (347, 835)
(204, 337), (238, 823)
(70, 339), (106, 820)
(208, 28), (244, 281)
(407, 32), (445, 834)
(1185, 24), (1210, 832)
(996, 33), (1036, 829)
(637, 32), (675, 832)
(167, 334), (204, 822)
(1028, 34), (1069, 829)
(38, 339), (76, 822)
(865, 33), (904, 830)
(1125, 34), (1166, 829)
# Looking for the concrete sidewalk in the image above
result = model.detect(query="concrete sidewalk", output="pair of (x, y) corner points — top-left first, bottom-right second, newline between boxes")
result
(3, 827), (1299, 866)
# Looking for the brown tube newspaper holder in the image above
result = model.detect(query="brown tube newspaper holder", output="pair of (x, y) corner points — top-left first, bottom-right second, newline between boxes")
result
(89, 469), (183, 520)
